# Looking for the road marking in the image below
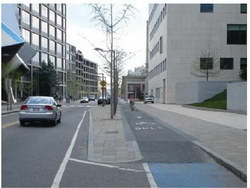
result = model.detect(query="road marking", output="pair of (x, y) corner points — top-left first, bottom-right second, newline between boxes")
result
(51, 111), (87, 188)
(2, 121), (19, 129)
(69, 158), (144, 173)
(142, 163), (158, 188)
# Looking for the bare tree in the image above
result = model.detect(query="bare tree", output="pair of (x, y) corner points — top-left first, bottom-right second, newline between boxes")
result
(88, 4), (136, 117)
(191, 48), (222, 81)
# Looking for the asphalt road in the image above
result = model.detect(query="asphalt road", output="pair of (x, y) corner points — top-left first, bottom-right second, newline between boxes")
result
(2, 102), (246, 187)
(2, 103), (149, 188)
(122, 104), (246, 187)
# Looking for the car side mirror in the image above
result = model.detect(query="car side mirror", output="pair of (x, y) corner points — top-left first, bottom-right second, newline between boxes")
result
(57, 104), (62, 107)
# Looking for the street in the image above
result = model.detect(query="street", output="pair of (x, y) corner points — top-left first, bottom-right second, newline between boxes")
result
(2, 102), (246, 187)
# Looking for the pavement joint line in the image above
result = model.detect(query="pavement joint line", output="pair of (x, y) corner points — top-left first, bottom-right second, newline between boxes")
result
(2, 121), (19, 128)
(69, 158), (145, 173)
(51, 110), (87, 188)
(193, 140), (247, 182)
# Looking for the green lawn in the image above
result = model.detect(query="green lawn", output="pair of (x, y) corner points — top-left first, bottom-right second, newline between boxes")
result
(188, 90), (227, 110)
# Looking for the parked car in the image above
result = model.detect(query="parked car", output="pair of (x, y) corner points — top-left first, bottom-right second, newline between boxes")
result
(19, 96), (62, 126)
(144, 95), (154, 104)
(80, 97), (89, 103)
(98, 96), (107, 105)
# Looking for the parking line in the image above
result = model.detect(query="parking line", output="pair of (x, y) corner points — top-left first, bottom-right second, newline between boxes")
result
(2, 121), (19, 129)
(51, 111), (87, 188)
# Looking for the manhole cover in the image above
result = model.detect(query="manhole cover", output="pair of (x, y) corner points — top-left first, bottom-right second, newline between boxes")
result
(105, 131), (119, 134)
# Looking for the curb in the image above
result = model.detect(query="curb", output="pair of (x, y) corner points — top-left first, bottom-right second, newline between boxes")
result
(193, 141), (247, 182)
(2, 110), (19, 115)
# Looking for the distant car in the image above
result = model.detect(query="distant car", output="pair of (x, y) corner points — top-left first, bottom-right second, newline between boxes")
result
(144, 95), (154, 104)
(80, 97), (89, 103)
(88, 95), (95, 101)
(19, 96), (62, 126)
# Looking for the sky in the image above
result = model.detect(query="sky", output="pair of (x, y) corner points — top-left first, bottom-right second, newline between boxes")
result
(67, 3), (149, 77)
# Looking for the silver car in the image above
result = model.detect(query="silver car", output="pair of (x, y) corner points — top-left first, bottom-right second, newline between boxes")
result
(19, 96), (62, 126)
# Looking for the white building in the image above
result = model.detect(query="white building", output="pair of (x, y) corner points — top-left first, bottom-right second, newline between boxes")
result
(128, 66), (146, 76)
(147, 4), (247, 104)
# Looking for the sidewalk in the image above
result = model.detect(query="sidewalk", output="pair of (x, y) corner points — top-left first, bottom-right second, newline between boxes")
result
(135, 102), (247, 181)
(88, 105), (142, 163)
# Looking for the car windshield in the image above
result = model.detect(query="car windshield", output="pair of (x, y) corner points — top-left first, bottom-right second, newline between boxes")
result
(26, 97), (52, 104)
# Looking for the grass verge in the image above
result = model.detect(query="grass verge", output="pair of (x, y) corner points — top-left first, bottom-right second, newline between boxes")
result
(188, 90), (227, 110)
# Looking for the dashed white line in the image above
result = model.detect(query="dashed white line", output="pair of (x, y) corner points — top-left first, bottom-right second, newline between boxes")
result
(51, 111), (87, 188)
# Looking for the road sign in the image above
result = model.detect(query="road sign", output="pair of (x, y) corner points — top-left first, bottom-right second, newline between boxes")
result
(100, 80), (106, 87)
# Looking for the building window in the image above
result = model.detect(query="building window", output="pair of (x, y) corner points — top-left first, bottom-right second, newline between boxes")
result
(50, 40), (55, 52)
(62, 4), (66, 16)
(32, 33), (40, 46)
(200, 58), (213, 69)
(32, 52), (40, 64)
(41, 5), (48, 18)
(21, 10), (30, 25)
(159, 36), (163, 54)
(241, 4), (247, 13)
(49, 10), (55, 22)
(41, 21), (48, 34)
(32, 16), (40, 29)
(57, 14), (62, 26)
(240, 58), (247, 70)
(57, 58), (62, 70)
(220, 58), (233, 69)
(41, 37), (48, 49)
(49, 55), (56, 67)
(227, 24), (247, 45)
(57, 29), (62, 40)
(21, 28), (30, 43)
(32, 4), (40, 13)
(41, 53), (48, 64)
(200, 4), (214, 13)
(57, 43), (62, 55)
(49, 25), (55, 37)
(56, 4), (62, 12)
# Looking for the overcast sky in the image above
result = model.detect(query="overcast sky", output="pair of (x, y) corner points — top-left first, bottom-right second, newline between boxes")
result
(67, 3), (148, 76)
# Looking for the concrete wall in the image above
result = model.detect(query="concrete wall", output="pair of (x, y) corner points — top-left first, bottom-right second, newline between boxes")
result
(227, 82), (247, 114)
(176, 81), (228, 104)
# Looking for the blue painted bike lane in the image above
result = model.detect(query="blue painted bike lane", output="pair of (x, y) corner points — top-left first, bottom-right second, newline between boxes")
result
(122, 105), (246, 187)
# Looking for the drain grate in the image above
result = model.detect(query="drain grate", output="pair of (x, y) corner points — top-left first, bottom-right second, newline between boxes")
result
(105, 131), (119, 134)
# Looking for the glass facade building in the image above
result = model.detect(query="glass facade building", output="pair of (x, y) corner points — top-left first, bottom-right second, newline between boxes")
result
(18, 3), (67, 99)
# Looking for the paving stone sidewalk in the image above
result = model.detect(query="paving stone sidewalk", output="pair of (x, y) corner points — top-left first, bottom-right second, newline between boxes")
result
(88, 105), (142, 163)
(135, 103), (247, 181)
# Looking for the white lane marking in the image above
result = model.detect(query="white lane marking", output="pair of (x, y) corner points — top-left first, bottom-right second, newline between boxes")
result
(69, 158), (144, 173)
(51, 111), (87, 188)
(137, 116), (142, 119)
(142, 163), (158, 188)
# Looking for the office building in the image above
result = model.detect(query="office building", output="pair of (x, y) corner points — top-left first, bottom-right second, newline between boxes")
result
(18, 3), (67, 99)
(147, 4), (247, 103)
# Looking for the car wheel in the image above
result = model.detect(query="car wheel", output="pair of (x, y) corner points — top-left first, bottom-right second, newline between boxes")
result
(20, 120), (25, 126)
(57, 112), (61, 123)
(152, 102), (154, 103)
(51, 116), (57, 126)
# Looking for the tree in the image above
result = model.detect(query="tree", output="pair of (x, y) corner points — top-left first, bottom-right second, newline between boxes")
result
(240, 67), (247, 81)
(191, 48), (222, 81)
(89, 3), (136, 118)
(39, 61), (59, 97)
